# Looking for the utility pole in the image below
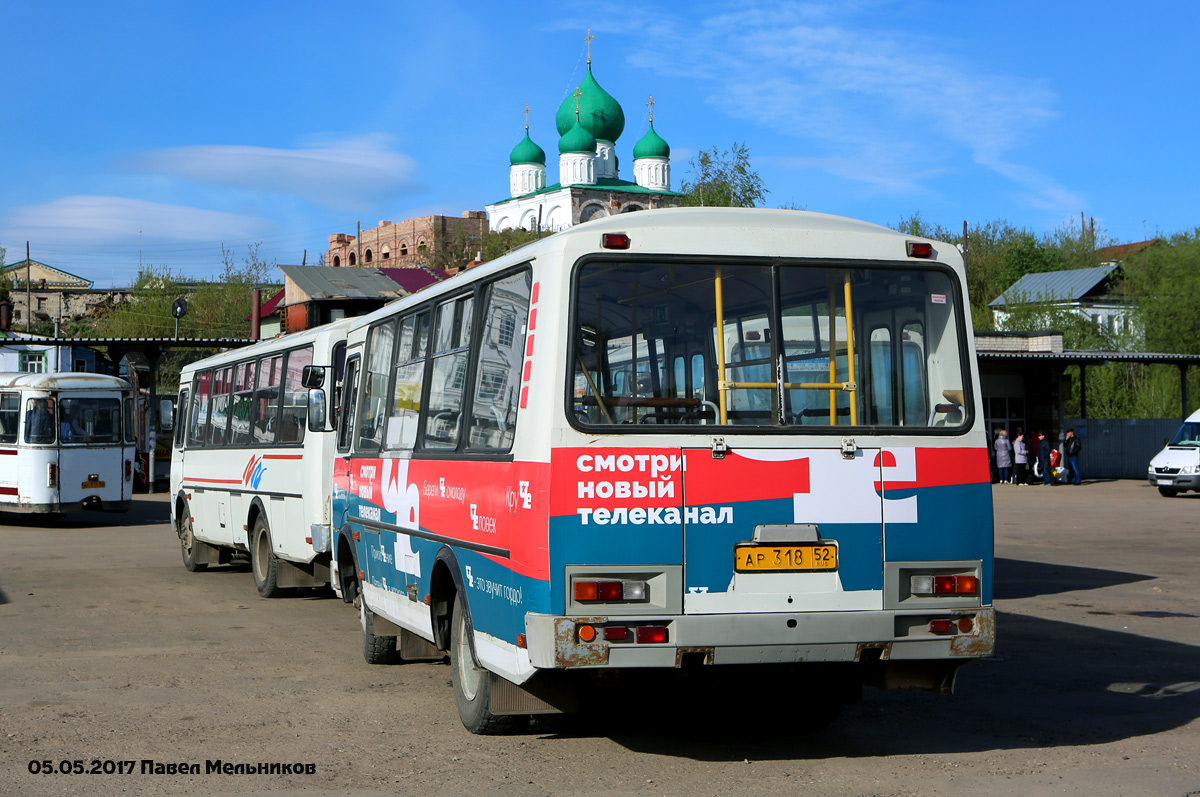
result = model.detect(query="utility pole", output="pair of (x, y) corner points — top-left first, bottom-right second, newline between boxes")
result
(25, 241), (31, 333)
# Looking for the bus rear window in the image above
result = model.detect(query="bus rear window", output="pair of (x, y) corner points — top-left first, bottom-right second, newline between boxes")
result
(570, 260), (970, 431)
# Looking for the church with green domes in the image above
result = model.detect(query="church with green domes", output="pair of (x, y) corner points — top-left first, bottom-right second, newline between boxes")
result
(486, 44), (682, 232)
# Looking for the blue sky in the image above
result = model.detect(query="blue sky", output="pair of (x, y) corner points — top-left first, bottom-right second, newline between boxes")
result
(2, 1), (1195, 288)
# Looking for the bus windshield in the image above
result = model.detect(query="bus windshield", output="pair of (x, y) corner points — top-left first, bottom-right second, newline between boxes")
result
(571, 259), (970, 430)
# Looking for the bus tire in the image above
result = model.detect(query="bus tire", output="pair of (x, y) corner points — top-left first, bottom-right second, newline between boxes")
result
(179, 512), (208, 573)
(251, 516), (283, 598)
(1158, 486), (1179, 497)
(360, 593), (399, 665)
(450, 594), (513, 734)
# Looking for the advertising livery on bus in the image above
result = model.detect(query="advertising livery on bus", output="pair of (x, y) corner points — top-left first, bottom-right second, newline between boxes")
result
(329, 207), (995, 733)
(0, 372), (136, 515)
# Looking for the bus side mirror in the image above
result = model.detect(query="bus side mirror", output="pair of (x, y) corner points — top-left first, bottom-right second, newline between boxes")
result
(308, 389), (326, 432)
(301, 366), (325, 389)
(160, 399), (175, 431)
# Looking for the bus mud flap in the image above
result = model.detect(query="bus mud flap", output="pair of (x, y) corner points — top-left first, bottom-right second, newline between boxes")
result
(276, 559), (330, 589)
(399, 629), (443, 661)
(191, 540), (223, 566)
(491, 673), (579, 715)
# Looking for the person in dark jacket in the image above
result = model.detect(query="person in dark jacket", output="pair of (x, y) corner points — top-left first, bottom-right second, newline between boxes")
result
(1037, 431), (1053, 485)
(1063, 429), (1082, 485)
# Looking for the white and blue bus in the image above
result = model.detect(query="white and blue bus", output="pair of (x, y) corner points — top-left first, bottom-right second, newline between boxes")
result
(170, 319), (351, 595)
(0, 372), (135, 515)
(331, 208), (994, 732)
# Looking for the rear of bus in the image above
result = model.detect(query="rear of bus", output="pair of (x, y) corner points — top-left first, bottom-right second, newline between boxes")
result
(0, 373), (134, 514)
(525, 208), (993, 710)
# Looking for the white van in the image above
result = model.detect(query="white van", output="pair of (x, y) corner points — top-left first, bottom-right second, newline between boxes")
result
(1148, 408), (1200, 496)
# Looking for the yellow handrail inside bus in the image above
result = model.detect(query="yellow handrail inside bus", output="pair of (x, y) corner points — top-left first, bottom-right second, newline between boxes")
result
(714, 266), (728, 424)
(713, 266), (858, 427)
(843, 269), (858, 426)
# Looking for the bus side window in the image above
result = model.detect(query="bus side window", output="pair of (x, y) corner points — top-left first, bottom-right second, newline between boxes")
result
(174, 390), (189, 449)
(0, 392), (18, 444)
(279, 346), (313, 444)
(358, 320), (396, 452)
(254, 355), (283, 444)
(337, 357), (360, 453)
(385, 312), (428, 451)
(189, 370), (212, 447)
(209, 366), (233, 446)
(466, 269), (531, 450)
(423, 295), (473, 450)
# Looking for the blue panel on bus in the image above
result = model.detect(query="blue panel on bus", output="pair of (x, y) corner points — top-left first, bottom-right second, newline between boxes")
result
(883, 482), (995, 604)
(683, 496), (884, 594)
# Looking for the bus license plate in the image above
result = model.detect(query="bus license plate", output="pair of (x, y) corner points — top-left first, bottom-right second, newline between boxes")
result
(82, 480), (105, 489)
(735, 544), (837, 573)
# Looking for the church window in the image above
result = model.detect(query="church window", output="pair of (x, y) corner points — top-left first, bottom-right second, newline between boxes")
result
(364, 249), (373, 263)
(333, 255), (341, 267)
(349, 252), (357, 265)
(382, 245), (390, 260)
(418, 240), (427, 253)
(400, 243), (409, 256)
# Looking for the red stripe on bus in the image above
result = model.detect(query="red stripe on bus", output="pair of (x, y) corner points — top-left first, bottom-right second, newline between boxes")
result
(0, 449), (17, 455)
(263, 454), (304, 460)
(0, 486), (18, 495)
(188, 477), (244, 484)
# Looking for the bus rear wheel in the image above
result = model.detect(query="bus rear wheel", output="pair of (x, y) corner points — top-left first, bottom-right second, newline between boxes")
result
(450, 595), (513, 734)
(359, 589), (399, 664)
(251, 517), (282, 598)
(179, 511), (207, 572)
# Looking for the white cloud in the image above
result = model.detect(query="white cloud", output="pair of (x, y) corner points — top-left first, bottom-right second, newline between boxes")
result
(627, 1), (1078, 213)
(3, 195), (268, 245)
(127, 134), (423, 210)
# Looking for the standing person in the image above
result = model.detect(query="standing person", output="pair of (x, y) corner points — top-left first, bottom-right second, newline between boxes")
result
(1037, 431), (1052, 486)
(1013, 432), (1028, 486)
(994, 429), (1013, 484)
(1064, 428), (1082, 485)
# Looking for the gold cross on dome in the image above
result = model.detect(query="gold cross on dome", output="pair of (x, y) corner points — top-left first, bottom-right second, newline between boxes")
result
(573, 87), (582, 117)
(524, 103), (530, 130)
(585, 29), (594, 65)
(647, 95), (655, 123)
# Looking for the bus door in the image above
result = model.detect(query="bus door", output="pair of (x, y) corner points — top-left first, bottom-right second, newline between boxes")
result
(680, 445), (885, 615)
(55, 394), (129, 506)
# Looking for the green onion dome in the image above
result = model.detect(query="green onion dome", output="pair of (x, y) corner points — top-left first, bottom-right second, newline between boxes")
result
(558, 117), (597, 154)
(509, 132), (546, 165)
(633, 122), (670, 159)
(556, 67), (625, 143)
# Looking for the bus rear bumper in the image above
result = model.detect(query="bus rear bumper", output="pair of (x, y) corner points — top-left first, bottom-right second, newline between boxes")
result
(1, 498), (132, 514)
(525, 605), (994, 671)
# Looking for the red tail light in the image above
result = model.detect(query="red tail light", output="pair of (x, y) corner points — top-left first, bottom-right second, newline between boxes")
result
(601, 233), (630, 250)
(906, 241), (934, 258)
(635, 626), (668, 644)
(47, 463), (58, 487)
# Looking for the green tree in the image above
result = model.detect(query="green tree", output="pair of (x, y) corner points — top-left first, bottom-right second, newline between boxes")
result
(679, 142), (767, 208)
(89, 244), (281, 388)
(1122, 229), (1200, 354)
